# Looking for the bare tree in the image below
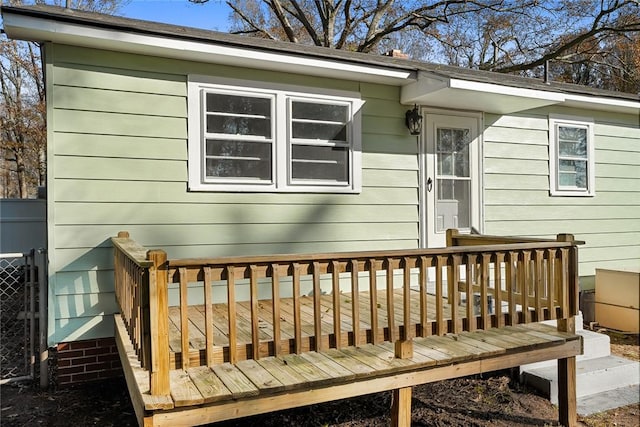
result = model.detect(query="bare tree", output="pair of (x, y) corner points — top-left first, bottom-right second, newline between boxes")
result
(191, 0), (640, 92)
(194, 0), (511, 52)
(0, 0), (126, 198)
(0, 37), (44, 198)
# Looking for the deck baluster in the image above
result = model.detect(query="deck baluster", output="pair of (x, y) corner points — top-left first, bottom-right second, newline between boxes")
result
(271, 263), (282, 357)
(249, 265), (260, 360)
(435, 255), (445, 335)
(226, 266), (237, 364)
(465, 254), (475, 331)
(331, 260), (342, 349)
(449, 254), (461, 333)
(506, 251), (517, 326)
(517, 251), (530, 324)
(292, 263), (302, 354)
(546, 249), (557, 320)
(418, 256), (429, 337)
(534, 250), (545, 321)
(312, 262), (323, 352)
(385, 258), (396, 342)
(480, 253), (491, 330)
(350, 259), (360, 346)
(402, 257), (412, 341)
(368, 259), (379, 344)
(203, 266), (215, 367)
(178, 267), (189, 369)
(493, 252), (505, 328)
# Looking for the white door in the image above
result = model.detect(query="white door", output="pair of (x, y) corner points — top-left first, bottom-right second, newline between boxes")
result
(424, 113), (481, 248)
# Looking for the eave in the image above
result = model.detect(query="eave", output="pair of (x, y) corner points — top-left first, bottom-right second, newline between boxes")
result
(401, 72), (565, 114)
(1, 12), (415, 85)
(2, 6), (638, 116)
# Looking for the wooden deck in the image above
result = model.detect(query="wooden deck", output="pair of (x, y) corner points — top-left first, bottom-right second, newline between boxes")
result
(112, 230), (583, 427)
(116, 313), (581, 426)
(167, 288), (481, 367)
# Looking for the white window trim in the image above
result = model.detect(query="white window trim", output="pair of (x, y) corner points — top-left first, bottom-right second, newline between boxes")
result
(188, 75), (363, 193)
(548, 114), (595, 197)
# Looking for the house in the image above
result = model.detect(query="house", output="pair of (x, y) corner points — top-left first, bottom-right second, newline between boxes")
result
(0, 4), (637, 423)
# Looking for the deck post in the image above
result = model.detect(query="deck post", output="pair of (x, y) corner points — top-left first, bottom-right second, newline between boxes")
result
(556, 233), (579, 427)
(445, 228), (459, 247)
(147, 249), (170, 396)
(391, 386), (412, 427)
(557, 317), (578, 427)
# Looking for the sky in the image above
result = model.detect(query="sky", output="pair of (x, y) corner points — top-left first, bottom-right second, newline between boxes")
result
(118, 0), (232, 31)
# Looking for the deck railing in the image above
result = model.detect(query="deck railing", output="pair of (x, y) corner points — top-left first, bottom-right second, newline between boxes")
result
(112, 230), (581, 396)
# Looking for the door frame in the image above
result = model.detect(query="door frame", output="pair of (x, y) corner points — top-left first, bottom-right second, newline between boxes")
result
(418, 108), (484, 248)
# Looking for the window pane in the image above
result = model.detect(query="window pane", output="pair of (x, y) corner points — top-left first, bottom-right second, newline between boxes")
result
(205, 139), (271, 180)
(558, 159), (587, 188)
(437, 127), (470, 177)
(558, 126), (587, 157)
(438, 153), (453, 175)
(205, 93), (271, 137)
(207, 115), (271, 137)
(292, 122), (347, 141)
(207, 93), (270, 116)
(292, 102), (348, 122)
(291, 101), (348, 141)
(291, 145), (348, 182)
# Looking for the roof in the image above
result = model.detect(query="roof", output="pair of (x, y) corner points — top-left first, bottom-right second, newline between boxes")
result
(2, 4), (638, 114)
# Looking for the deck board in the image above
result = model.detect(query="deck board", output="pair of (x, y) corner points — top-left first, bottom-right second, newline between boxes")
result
(211, 363), (260, 398)
(169, 369), (204, 407)
(255, 357), (307, 390)
(117, 290), (581, 426)
(186, 366), (232, 404)
(119, 315), (580, 419)
(236, 358), (285, 393)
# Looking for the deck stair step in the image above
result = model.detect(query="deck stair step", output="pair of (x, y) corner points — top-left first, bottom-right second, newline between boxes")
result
(519, 328), (610, 371)
(521, 355), (640, 415)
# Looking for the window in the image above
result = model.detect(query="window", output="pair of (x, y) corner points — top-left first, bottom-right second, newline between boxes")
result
(188, 76), (362, 192)
(549, 116), (595, 196)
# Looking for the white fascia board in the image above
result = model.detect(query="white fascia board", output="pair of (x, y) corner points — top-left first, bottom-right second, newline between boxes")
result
(563, 94), (640, 115)
(448, 79), (566, 104)
(2, 13), (415, 85)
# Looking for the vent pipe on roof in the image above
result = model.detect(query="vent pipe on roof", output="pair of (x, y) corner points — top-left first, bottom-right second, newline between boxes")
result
(544, 60), (551, 84)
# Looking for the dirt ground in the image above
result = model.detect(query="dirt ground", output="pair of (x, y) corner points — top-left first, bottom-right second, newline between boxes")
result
(1, 330), (638, 427)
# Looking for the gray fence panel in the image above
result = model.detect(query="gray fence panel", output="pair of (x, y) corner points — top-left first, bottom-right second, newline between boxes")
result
(0, 199), (46, 254)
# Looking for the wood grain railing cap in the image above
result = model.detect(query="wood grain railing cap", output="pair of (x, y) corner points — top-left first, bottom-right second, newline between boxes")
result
(111, 232), (154, 267)
(166, 241), (575, 268)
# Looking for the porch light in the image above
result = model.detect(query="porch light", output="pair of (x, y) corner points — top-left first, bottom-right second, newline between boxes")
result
(405, 104), (423, 135)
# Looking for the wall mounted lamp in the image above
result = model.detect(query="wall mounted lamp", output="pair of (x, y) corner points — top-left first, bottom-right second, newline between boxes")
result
(405, 104), (423, 135)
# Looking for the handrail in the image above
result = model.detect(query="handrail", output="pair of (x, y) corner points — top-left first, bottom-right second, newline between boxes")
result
(111, 229), (581, 397)
(112, 231), (169, 395)
(167, 241), (575, 269)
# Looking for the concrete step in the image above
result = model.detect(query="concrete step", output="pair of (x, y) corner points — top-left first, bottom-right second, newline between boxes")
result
(520, 329), (610, 372)
(539, 312), (583, 331)
(521, 355), (640, 404)
(577, 384), (640, 416)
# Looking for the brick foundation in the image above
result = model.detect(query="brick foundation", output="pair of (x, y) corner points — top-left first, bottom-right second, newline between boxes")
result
(56, 337), (122, 386)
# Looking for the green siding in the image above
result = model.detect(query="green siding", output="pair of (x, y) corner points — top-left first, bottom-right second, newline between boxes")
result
(45, 41), (639, 344)
(483, 109), (640, 281)
(47, 44), (419, 344)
